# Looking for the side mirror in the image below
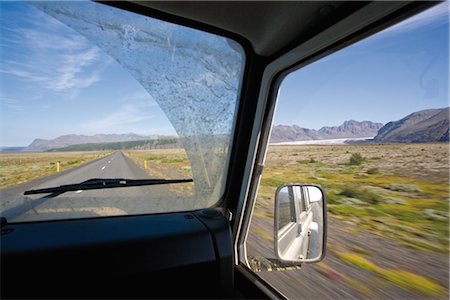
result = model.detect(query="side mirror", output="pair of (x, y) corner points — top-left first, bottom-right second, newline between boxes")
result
(274, 184), (327, 264)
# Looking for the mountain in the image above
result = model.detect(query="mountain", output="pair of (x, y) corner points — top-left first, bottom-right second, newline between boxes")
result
(318, 120), (384, 139)
(46, 138), (181, 152)
(270, 120), (383, 143)
(0, 147), (26, 152)
(373, 107), (449, 143)
(23, 133), (159, 152)
(270, 125), (323, 143)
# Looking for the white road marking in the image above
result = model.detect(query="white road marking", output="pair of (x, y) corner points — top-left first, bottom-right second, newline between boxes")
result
(101, 166), (106, 170)
(75, 190), (82, 194)
(108, 161), (111, 163)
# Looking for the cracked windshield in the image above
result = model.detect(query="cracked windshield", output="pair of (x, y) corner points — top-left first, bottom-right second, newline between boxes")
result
(247, 2), (449, 299)
(0, 1), (245, 222)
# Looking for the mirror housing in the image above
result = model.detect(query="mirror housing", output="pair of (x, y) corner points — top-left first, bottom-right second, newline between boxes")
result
(274, 184), (327, 264)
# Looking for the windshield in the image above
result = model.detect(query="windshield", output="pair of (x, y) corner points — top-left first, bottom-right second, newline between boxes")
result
(0, 1), (245, 222)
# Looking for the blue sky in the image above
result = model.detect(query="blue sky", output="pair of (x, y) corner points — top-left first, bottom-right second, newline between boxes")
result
(0, 2), (449, 146)
(275, 2), (449, 129)
(1, 2), (176, 147)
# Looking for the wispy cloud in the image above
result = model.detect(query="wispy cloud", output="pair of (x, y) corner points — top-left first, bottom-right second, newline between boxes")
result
(0, 47), (105, 93)
(0, 95), (23, 112)
(16, 28), (88, 51)
(0, 68), (48, 82)
(0, 5), (109, 94)
(53, 48), (102, 91)
(79, 92), (159, 134)
(377, 2), (448, 36)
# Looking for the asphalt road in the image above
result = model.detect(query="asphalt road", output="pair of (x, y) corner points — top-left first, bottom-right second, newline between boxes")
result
(0, 151), (193, 222)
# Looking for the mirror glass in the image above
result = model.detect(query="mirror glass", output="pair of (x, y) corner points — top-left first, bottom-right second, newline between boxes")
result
(275, 184), (326, 263)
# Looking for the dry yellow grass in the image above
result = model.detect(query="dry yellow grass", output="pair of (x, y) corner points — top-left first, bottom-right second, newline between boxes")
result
(124, 149), (194, 196)
(0, 151), (110, 188)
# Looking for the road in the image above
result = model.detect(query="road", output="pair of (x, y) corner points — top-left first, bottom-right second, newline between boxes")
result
(0, 151), (193, 222)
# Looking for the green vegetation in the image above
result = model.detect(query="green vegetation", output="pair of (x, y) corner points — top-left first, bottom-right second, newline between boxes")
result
(246, 143), (448, 298)
(254, 143), (449, 253)
(366, 167), (379, 174)
(351, 247), (371, 256)
(337, 252), (377, 271)
(47, 138), (179, 152)
(348, 152), (365, 165)
(261, 178), (285, 187)
(339, 186), (382, 204)
(316, 262), (372, 295)
(337, 251), (444, 296)
(386, 183), (421, 192)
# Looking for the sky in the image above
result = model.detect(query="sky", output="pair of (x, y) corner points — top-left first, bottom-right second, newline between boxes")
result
(274, 2), (449, 129)
(0, 2), (449, 146)
(0, 1), (176, 147)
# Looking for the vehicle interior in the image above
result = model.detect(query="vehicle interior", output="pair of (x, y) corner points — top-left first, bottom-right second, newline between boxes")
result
(1, 1), (438, 299)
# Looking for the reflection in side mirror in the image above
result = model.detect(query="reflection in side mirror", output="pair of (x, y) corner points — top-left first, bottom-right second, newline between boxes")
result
(274, 184), (327, 264)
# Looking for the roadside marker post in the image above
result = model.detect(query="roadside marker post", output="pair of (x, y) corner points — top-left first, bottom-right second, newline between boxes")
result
(144, 160), (148, 169)
(56, 162), (60, 172)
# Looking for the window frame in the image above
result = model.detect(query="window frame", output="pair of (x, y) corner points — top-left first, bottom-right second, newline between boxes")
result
(232, 1), (438, 297)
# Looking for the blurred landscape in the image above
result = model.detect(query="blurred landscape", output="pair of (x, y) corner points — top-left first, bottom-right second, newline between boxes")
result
(247, 143), (449, 299)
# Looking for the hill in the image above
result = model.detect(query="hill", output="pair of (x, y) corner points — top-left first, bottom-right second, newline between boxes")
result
(46, 138), (181, 152)
(23, 133), (159, 152)
(374, 107), (449, 143)
(0, 147), (26, 153)
(270, 120), (383, 143)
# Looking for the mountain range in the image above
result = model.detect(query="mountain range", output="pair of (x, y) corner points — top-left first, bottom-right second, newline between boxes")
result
(16, 107), (450, 152)
(24, 133), (158, 152)
(270, 120), (383, 143)
(271, 107), (449, 144)
(373, 107), (449, 143)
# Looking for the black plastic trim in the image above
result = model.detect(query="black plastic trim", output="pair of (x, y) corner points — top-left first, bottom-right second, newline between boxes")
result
(268, 1), (369, 61)
(1, 210), (232, 298)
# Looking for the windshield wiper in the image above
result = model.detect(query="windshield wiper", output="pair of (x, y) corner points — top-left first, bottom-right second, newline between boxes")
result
(24, 178), (193, 195)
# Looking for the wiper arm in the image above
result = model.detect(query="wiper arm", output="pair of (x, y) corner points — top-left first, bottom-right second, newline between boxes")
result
(24, 178), (193, 195)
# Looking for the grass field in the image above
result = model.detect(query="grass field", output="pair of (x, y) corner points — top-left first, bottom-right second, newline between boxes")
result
(254, 143), (449, 253)
(0, 151), (110, 188)
(125, 143), (449, 255)
(248, 142), (449, 298)
(2, 145), (447, 252)
(124, 149), (194, 196)
(123, 143), (449, 297)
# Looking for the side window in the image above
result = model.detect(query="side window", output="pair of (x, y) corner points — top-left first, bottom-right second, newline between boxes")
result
(292, 186), (305, 213)
(303, 187), (311, 211)
(277, 186), (296, 229)
(246, 3), (448, 299)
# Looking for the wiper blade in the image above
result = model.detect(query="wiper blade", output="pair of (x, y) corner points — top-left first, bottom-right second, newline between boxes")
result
(24, 178), (193, 195)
